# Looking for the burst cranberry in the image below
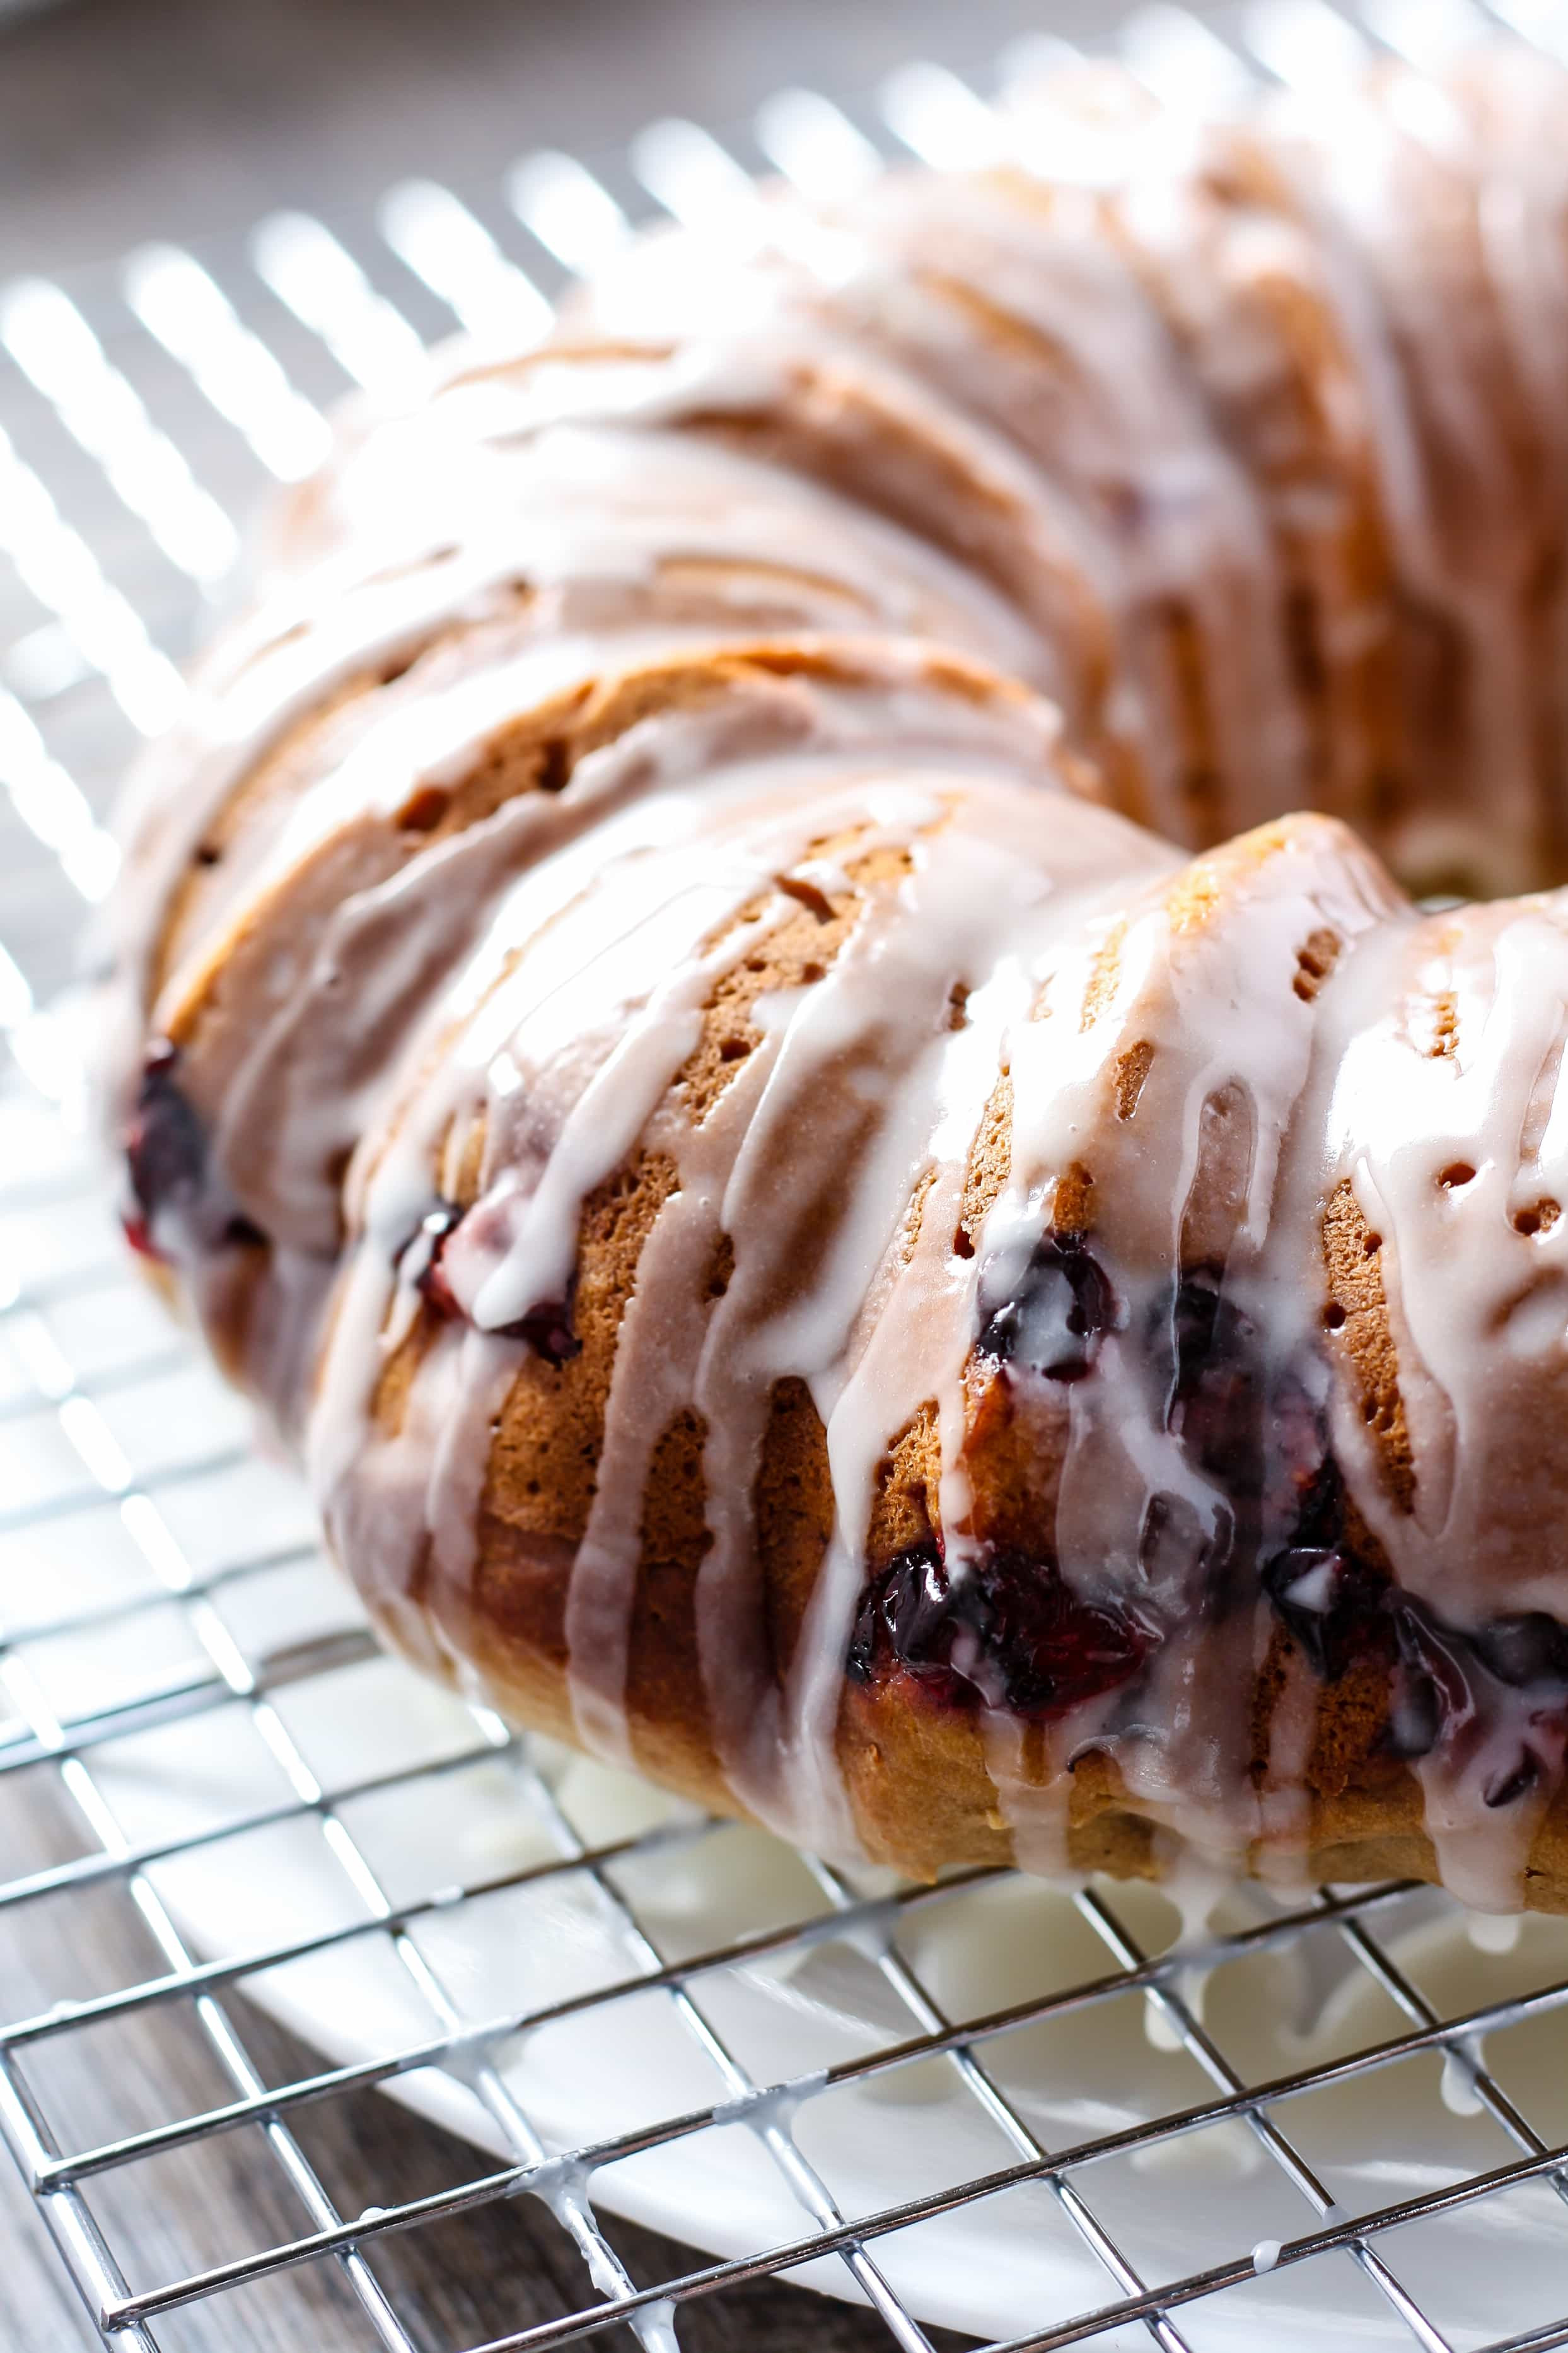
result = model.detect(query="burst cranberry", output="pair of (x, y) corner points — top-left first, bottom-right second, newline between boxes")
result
(1484, 1753), (1541, 1809)
(1139, 1490), (1211, 1590)
(397, 1201), (581, 1365)
(847, 1546), (955, 1695)
(1473, 1614), (1568, 1690)
(123, 1042), (207, 1261)
(985, 1546), (1151, 1714)
(1263, 1544), (1388, 1682)
(979, 1231), (1114, 1382)
(1267, 1383), (1341, 1535)
(1166, 1266), (1265, 1492)
(396, 1202), (465, 1317)
(1260, 1457), (1390, 1681)
(847, 1539), (1151, 1719)
(1381, 1601), (1568, 1778)
(1386, 1603), (1477, 1761)
(493, 1298), (581, 1365)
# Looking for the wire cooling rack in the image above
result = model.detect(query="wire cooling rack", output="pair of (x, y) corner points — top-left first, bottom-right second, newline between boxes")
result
(5, 3), (1568, 2349)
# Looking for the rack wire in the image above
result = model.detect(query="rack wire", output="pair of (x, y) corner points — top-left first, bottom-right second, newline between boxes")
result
(3, 1), (1568, 2347)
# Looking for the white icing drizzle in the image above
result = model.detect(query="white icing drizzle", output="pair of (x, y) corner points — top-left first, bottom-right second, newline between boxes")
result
(579, 168), (1304, 845)
(100, 400), (1042, 1109)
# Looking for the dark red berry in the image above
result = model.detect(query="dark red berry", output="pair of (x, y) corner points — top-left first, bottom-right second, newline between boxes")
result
(422, 1258), (463, 1321)
(1139, 1490), (1212, 1590)
(847, 1539), (1150, 1719)
(1166, 1266), (1265, 1493)
(979, 1231), (1113, 1383)
(1261, 1457), (1391, 1682)
(1387, 1603), (1477, 1760)
(1385, 1658), (1444, 1760)
(397, 1202), (581, 1365)
(1263, 1545), (1388, 1681)
(847, 1545), (952, 1693)
(1484, 1753), (1541, 1809)
(124, 1041), (207, 1244)
(1473, 1614), (1568, 1690)
(397, 1203), (465, 1317)
(121, 1211), (160, 1262)
(493, 1299), (581, 1365)
(120, 1044), (272, 1265)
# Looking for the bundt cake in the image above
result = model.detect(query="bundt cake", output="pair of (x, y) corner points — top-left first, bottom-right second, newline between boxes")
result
(104, 37), (1568, 1911)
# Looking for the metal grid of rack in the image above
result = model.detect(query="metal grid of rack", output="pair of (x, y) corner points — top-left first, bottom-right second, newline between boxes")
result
(3, 1), (1568, 2346)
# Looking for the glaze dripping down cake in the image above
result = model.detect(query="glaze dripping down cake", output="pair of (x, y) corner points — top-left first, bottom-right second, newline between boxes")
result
(104, 40), (1568, 1910)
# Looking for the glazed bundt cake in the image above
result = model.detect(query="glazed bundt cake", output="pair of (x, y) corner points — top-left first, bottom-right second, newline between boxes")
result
(105, 38), (1568, 1911)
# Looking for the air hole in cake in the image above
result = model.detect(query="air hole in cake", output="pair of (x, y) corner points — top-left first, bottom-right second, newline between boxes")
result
(395, 784), (450, 832)
(537, 737), (572, 795)
(195, 842), (221, 868)
(777, 873), (835, 922)
(1364, 1230), (1382, 1255)
(845, 1539), (1151, 1717)
(717, 1036), (750, 1062)
(802, 960), (826, 984)
(1323, 1302), (1346, 1330)
(953, 1226), (975, 1260)
(1516, 1201), (1561, 1237)
(1439, 1163), (1477, 1191)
